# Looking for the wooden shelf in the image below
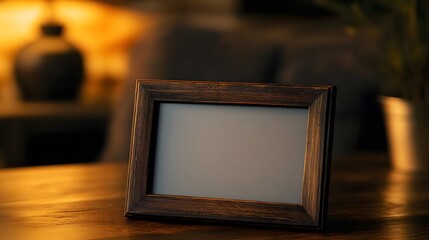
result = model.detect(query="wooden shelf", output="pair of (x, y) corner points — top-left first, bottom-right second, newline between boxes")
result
(0, 100), (114, 167)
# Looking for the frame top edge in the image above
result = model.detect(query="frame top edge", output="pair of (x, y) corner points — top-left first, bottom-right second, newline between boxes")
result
(135, 79), (336, 91)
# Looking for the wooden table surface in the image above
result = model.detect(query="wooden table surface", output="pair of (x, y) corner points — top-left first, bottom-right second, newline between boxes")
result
(1, 154), (428, 239)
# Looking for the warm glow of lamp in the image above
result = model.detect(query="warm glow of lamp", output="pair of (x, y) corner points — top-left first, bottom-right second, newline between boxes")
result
(54, 1), (146, 52)
(0, 1), (43, 54)
(0, 0), (155, 102)
(0, 1), (43, 100)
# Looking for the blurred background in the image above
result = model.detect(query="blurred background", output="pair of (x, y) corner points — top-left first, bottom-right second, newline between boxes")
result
(0, 0), (405, 168)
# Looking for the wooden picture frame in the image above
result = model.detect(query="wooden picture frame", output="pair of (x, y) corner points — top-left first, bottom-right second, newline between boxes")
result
(125, 79), (336, 229)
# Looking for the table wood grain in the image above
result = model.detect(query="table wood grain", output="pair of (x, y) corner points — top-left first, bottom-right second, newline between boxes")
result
(1, 154), (429, 239)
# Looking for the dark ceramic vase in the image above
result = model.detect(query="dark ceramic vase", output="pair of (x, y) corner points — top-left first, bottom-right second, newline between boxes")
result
(14, 23), (84, 101)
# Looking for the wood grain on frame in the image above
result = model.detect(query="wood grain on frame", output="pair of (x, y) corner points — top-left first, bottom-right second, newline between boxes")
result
(125, 79), (336, 229)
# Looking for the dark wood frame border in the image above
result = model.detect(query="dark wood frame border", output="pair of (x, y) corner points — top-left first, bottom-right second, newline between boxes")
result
(125, 79), (336, 229)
